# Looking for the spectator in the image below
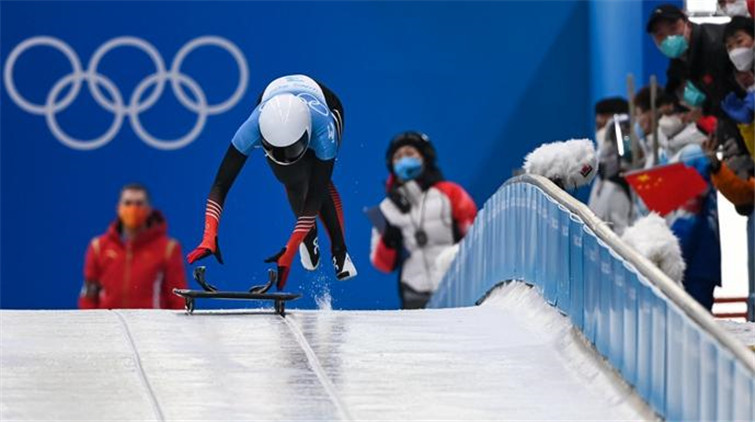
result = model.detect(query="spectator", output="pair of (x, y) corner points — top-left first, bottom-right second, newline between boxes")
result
(706, 140), (755, 317)
(663, 141), (722, 311)
(718, 16), (755, 221)
(657, 93), (708, 159)
(594, 97), (629, 148)
(589, 115), (637, 235)
(720, 14), (755, 318)
(646, 4), (738, 117)
(632, 87), (660, 168)
(637, 88), (708, 162)
(589, 98), (631, 233)
(721, 15), (755, 158)
(369, 132), (477, 309)
(719, 0), (753, 17)
(632, 86), (722, 310)
(720, 16), (754, 189)
(79, 184), (187, 309)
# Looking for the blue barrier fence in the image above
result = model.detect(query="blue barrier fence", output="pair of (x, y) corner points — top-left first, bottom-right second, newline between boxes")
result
(429, 175), (755, 422)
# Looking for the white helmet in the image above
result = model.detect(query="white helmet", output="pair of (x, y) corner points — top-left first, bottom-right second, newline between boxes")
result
(259, 93), (312, 165)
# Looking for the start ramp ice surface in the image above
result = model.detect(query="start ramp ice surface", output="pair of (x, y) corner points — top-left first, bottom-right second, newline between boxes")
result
(1, 283), (654, 421)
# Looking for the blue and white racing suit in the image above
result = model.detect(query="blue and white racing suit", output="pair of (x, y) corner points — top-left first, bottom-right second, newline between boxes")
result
(192, 74), (348, 289)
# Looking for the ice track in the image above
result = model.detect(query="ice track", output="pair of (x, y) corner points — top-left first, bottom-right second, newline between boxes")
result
(0, 283), (655, 421)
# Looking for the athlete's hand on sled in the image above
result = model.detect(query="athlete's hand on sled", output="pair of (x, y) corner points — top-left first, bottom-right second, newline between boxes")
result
(187, 235), (223, 264)
(264, 247), (294, 290)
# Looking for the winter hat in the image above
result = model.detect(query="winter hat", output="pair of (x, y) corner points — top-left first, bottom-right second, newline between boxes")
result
(646, 4), (687, 34)
(385, 131), (437, 173)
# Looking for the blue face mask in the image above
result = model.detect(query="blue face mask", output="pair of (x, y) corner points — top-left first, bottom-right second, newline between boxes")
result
(393, 156), (424, 181)
(659, 35), (688, 58)
(683, 81), (707, 107)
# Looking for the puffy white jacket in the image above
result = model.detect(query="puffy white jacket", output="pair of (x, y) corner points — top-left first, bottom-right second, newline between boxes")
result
(370, 180), (477, 293)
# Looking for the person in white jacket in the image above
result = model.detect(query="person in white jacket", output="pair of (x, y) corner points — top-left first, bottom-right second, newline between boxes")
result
(369, 132), (477, 309)
(635, 87), (708, 165)
(588, 114), (638, 235)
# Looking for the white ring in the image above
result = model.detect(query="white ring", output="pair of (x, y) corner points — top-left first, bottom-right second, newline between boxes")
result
(87, 36), (167, 114)
(3, 36), (83, 115)
(170, 36), (248, 115)
(130, 73), (208, 150)
(5, 35), (248, 150)
(45, 73), (125, 151)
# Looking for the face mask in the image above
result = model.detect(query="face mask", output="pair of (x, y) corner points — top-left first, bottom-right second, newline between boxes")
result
(683, 81), (707, 107)
(393, 156), (424, 181)
(724, 0), (750, 17)
(659, 115), (685, 138)
(659, 34), (689, 58)
(728, 47), (754, 71)
(118, 204), (150, 229)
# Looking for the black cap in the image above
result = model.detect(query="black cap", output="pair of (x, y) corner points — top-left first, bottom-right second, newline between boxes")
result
(385, 131), (437, 173)
(646, 4), (687, 34)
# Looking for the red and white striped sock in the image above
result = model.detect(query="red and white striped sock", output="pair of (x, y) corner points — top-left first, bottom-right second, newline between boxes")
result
(328, 183), (345, 229)
(205, 199), (223, 223)
(280, 215), (317, 265)
(202, 199), (223, 238)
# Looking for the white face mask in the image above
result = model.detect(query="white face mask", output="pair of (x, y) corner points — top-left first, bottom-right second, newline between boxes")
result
(724, 0), (750, 17)
(729, 47), (755, 71)
(659, 115), (685, 138)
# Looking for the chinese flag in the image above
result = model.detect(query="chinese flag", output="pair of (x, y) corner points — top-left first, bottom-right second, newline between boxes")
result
(624, 163), (708, 216)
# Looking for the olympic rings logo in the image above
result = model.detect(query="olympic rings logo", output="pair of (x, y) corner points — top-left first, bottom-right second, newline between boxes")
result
(3, 35), (249, 150)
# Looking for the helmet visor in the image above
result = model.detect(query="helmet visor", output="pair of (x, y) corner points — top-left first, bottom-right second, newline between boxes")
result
(262, 131), (309, 165)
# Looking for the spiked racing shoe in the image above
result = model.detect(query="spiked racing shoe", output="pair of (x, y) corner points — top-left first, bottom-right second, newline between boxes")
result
(299, 228), (320, 271)
(332, 250), (357, 281)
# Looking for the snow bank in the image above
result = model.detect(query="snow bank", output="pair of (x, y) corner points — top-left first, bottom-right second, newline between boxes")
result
(620, 213), (686, 284)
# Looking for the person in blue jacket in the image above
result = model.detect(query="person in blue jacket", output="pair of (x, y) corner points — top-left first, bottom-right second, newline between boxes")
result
(667, 143), (721, 311)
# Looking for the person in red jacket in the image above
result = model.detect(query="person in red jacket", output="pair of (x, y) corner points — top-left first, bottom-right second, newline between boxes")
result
(79, 184), (188, 309)
(369, 132), (477, 309)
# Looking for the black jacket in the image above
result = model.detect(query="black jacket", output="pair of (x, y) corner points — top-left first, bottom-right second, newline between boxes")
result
(665, 23), (741, 117)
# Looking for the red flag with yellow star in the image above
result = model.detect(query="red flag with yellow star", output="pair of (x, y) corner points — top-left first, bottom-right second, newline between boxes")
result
(624, 163), (708, 216)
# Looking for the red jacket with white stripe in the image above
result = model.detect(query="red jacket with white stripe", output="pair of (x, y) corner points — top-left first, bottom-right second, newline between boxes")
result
(79, 211), (187, 309)
(370, 179), (477, 293)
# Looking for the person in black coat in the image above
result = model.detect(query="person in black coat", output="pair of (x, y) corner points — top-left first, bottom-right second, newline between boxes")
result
(646, 4), (741, 117)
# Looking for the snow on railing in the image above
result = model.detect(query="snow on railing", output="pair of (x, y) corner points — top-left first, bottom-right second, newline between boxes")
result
(429, 174), (755, 422)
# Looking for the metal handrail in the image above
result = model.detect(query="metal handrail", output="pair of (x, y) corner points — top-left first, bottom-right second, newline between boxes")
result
(506, 174), (755, 374)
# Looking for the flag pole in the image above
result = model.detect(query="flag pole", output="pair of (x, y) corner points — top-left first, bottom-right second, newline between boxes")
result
(650, 74), (659, 165)
(627, 73), (640, 168)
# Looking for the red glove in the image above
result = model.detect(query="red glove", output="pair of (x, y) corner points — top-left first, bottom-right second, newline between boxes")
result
(264, 247), (295, 290)
(187, 205), (224, 264)
(264, 215), (315, 290)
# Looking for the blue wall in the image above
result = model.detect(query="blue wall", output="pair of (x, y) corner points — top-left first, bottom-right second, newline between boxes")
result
(588, 0), (683, 106)
(1, 0), (591, 310)
(589, 0), (645, 109)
